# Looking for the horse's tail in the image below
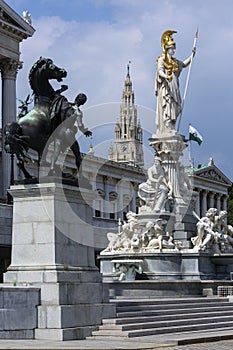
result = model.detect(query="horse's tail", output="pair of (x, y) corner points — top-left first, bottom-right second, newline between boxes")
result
(4, 122), (33, 163)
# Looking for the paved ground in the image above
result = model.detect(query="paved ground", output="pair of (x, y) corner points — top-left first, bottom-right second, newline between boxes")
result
(0, 335), (233, 350)
(165, 340), (233, 349)
(0, 338), (172, 349)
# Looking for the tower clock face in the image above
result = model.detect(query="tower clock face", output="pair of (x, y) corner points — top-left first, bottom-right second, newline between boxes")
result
(121, 143), (128, 152)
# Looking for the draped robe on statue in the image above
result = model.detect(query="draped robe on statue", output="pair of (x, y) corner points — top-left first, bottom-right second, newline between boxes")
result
(155, 57), (184, 133)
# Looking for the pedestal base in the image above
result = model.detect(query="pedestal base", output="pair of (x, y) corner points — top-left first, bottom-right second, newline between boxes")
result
(3, 182), (115, 340)
(106, 280), (233, 299)
(100, 252), (233, 282)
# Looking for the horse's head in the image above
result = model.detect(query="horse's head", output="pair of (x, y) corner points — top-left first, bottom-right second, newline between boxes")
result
(29, 57), (67, 102)
(44, 58), (67, 82)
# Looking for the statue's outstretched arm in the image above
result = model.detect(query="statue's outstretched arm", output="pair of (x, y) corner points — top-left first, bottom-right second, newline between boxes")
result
(74, 109), (88, 133)
(183, 47), (196, 67)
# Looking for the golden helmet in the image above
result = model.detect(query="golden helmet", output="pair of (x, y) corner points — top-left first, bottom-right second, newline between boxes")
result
(161, 30), (177, 51)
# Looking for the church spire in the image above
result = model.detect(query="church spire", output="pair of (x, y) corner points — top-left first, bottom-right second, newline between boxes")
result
(127, 61), (131, 78)
(108, 62), (144, 167)
(122, 61), (134, 106)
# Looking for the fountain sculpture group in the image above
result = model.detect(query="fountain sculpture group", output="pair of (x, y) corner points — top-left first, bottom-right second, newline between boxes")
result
(100, 30), (233, 283)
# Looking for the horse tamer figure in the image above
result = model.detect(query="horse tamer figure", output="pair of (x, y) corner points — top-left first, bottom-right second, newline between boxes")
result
(4, 57), (92, 180)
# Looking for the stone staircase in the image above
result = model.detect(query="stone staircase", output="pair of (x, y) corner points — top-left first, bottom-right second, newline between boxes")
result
(91, 297), (233, 338)
(0, 286), (40, 339)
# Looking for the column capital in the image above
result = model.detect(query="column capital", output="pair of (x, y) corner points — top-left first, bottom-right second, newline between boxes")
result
(0, 58), (23, 79)
(222, 194), (228, 199)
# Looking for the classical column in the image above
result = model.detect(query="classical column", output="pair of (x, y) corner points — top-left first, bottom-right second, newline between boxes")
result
(201, 190), (207, 217)
(209, 192), (215, 208)
(216, 193), (221, 212)
(222, 195), (228, 211)
(0, 58), (23, 198)
(195, 189), (200, 217)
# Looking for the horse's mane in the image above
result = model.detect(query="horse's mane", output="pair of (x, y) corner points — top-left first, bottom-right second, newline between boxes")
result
(28, 57), (53, 90)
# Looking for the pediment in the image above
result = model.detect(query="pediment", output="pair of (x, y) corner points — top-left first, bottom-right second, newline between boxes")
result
(0, 0), (34, 38)
(194, 165), (232, 186)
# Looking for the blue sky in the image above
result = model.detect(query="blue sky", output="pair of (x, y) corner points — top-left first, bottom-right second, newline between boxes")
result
(5, 0), (233, 180)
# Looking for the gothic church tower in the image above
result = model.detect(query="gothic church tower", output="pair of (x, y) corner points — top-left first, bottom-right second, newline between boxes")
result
(108, 63), (144, 167)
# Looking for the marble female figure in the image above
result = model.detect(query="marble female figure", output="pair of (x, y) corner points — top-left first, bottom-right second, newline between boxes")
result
(138, 156), (173, 212)
(155, 30), (195, 133)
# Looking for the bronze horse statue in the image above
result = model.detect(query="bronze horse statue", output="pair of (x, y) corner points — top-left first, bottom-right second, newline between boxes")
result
(4, 57), (91, 179)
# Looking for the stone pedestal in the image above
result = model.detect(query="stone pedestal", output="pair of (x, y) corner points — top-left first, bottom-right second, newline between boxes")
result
(174, 204), (198, 248)
(149, 131), (197, 247)
(100, 252), (233, 283)
(4, 182), (115, 340)
(137, 211), (175, 233)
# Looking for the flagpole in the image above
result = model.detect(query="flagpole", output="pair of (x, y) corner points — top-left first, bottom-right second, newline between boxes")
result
(177, 28), (198, 132)
(188, 139), (193, 168)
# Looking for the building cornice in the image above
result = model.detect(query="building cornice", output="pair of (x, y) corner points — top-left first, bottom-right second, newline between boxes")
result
(0, 0), (35, 40)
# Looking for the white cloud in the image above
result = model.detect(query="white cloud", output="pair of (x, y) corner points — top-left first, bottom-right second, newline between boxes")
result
(15, 0), (233, 179)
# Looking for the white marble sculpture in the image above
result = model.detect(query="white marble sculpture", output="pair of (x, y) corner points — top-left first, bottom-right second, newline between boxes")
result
(155, 30), (196, 133)
(192, 209), (233, 253)
(142, 219), (175, 252)
(138, 156), (173, 212)
(22, 11), (32, 25)
(101, 213), (178, 255)
(113, 260), (143, 281)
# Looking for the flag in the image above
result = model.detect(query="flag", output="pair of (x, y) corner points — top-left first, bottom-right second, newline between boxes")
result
(189, 124), (203, 145)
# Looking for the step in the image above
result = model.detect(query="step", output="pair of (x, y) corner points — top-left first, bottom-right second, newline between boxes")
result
(90, 327), (233, 342)
(115, 304), (233, 318)
(103, 308), (233, 325)
(92, 320), (233, 338)
(100, 314), (233, 332)
(116, 301), (233, 313)
(91, 297), (233, 339)
(127, 321), (233, 338)
(111, 297), (227, 307)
